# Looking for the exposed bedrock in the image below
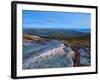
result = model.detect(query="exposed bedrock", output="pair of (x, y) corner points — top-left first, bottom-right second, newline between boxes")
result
(23, 37), (75, 69)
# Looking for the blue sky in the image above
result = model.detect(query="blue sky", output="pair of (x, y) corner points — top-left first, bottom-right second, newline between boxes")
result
(23, 10), (91, 29)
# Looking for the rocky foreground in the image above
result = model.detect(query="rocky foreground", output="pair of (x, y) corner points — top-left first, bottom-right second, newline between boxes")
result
(71, 45), (91, 66)
(23, 35), (91, 69)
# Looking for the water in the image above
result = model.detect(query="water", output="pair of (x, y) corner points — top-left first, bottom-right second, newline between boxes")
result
(76, 29), (90, 33)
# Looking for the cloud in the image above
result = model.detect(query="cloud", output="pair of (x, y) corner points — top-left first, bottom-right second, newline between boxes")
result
(47, 18), (57, 23)
(24, 20), (45, 25)
(24, 18), (57, 25)
(31, 21), (44, 24)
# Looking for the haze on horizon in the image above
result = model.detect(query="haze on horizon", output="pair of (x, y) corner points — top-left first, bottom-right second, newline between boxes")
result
(22, 10), (91, 29)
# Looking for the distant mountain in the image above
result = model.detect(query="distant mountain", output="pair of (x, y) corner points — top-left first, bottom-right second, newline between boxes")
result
(23, 28), (90, 39)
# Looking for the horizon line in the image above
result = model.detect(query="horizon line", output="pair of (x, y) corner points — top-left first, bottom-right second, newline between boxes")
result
(23, 27), (90, 29)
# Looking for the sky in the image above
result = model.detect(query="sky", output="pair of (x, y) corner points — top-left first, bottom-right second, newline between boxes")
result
(22, 10), (91, 29)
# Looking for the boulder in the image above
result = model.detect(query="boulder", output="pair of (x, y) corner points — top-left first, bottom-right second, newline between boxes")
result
(23, 34), (44, 43)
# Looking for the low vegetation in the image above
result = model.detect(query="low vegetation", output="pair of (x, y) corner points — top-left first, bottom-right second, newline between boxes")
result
(65, 37), (90, 48)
